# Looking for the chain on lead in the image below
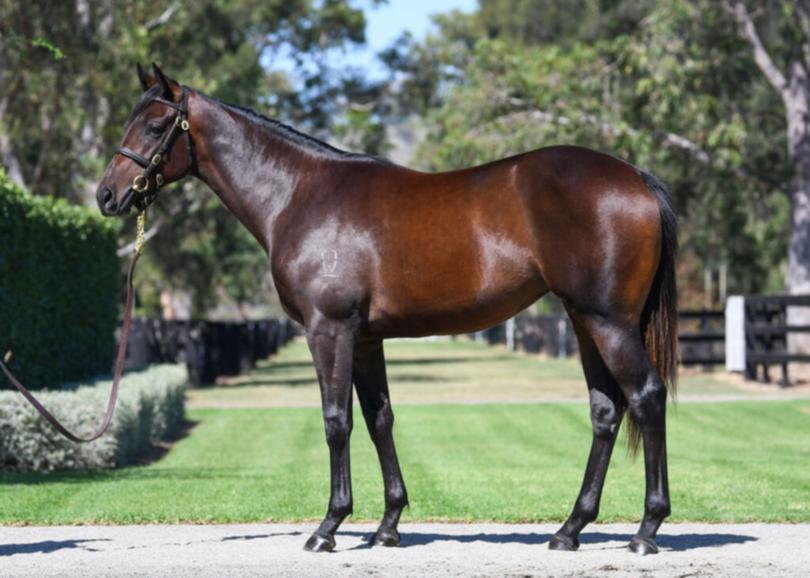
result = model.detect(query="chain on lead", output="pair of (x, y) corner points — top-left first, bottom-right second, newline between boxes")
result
(135, 211), (146, 256)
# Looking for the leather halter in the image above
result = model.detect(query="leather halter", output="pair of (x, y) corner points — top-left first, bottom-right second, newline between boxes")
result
(116, 86), (194, 210)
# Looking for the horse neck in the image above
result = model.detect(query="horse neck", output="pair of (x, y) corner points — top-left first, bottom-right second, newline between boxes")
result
(190, 92), (324, 253)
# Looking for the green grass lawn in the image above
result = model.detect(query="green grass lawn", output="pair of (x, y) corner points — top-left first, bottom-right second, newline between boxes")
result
(1, 401), (808, 525)
(188, 339), (754, 408)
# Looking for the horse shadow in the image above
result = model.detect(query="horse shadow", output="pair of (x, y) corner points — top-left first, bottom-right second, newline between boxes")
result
(0, 539), (110, 557)
(339, 530), (757, 552)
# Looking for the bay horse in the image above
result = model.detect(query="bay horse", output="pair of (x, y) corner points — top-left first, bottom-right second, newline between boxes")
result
(97, 64), (678, 556)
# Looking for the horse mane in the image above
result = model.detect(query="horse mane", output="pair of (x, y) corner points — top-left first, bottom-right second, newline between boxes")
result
(213, 96), (389, 163)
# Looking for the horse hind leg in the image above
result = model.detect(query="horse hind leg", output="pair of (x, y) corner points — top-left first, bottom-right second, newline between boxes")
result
(549, 313), (625, 551)
(573, 312), (671, 555)
(353, 340), (409, 546)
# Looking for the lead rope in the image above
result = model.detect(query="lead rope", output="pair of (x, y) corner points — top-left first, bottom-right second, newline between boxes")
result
(0, 211), (147, 443)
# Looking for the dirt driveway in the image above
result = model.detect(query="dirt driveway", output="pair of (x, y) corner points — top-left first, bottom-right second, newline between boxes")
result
(1, 522), (807, 577)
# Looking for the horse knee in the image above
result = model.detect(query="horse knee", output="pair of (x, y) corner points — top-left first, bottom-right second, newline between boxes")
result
(589, 389), (622, 438)
(323, 411), (352, 448)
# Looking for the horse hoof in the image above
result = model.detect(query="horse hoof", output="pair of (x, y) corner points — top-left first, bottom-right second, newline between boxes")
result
(372, 528), (400, 547)
(548, 534), (579, 551)
(303, 533), (335, 552)
(628, 537), (659, 555)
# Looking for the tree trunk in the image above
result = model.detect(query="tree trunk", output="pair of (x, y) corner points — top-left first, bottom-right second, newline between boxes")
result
(784, 63), (810, 352)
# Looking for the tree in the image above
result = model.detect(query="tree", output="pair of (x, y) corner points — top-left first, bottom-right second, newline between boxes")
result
(724, 1), (810, 332)
(381, 0), (792, 307)
(0, 0), (385, 317)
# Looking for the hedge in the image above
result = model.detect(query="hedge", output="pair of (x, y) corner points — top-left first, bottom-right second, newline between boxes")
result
(0, 364), (187, 472)
(0, 170), (119, 389)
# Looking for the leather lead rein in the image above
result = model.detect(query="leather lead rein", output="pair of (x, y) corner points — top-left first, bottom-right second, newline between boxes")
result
(0, 90), (195, 444)
(0, 250), (140, 443)
(0, 86), (194, 443)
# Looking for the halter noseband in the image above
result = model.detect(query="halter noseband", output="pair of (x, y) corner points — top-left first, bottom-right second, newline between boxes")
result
(116, 86), (194, 210)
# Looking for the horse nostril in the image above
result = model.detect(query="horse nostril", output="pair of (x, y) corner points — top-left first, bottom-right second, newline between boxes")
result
(100, 186), (117, 212)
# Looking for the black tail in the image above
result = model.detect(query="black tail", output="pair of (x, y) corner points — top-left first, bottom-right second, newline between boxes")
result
(627, 170), (679, 456)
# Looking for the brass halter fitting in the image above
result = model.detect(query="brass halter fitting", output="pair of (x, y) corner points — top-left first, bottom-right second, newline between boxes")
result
(132, 175), (148, 193)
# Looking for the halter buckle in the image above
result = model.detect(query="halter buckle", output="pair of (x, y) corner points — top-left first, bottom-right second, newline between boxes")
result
(156, 174), (164, 186)
(151, 154), (162, 166)
(181, 120), (189, 131)
(132, 175), (148, 193)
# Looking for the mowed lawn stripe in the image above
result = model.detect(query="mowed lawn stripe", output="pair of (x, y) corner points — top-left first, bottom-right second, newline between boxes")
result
(1, 401), (808, 525)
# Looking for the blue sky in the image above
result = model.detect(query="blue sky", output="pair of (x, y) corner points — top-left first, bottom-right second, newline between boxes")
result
(267, 0), (478, 80)
(345, 0), (478, 76)
(361, 0), (478, 53)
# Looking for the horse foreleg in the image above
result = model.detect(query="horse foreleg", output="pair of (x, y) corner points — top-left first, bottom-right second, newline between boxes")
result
(550, 318), (624, 551)
(303, 317), (356, 552)
(353, 340), (409, 547)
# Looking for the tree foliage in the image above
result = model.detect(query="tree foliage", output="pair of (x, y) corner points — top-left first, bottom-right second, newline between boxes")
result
(0, 0), (384, 317)
(0, 169), (119, 389)
(382, 0), (793, 305)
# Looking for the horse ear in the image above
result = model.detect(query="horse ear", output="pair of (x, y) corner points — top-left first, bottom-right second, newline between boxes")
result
(136, 63), (151, 92)
(151, 62), (173, 99)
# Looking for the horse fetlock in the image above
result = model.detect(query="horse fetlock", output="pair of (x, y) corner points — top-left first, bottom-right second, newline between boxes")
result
(645, 495), (671, 520)
(385, 487), (409, 511)
(328, 499), (353, 521)
(574, 502), (599, 526)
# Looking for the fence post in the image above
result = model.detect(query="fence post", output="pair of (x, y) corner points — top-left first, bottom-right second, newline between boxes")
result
(505, 317), (515, 351)
(557, 317), (568, 358)
(725, 296), (745, 372)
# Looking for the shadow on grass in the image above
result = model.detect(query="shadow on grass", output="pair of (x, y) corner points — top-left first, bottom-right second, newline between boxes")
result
(0, 539), (110, 557)
(0, 464), (284, 486)
(342, 530), (757, 552)
(252, 355), (516, 374)
(385, 356), (515, 366)
(225, 372), (464, 388)
(224, 376), (318, 388)
(127, 419), (200, 467)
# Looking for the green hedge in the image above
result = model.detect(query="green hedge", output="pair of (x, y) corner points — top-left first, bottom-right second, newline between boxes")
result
(0, 364), (187, 471)
(0, 170), (119, 389)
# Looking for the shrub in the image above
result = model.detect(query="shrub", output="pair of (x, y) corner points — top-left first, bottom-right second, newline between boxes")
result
(0, 169), (119, 390)
(0, 364), (187, 472)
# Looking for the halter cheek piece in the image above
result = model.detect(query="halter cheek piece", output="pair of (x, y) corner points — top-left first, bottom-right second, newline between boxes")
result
(116, 86), (194, 209)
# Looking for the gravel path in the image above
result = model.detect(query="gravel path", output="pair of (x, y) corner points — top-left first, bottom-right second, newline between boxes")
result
(1, 522), (807, 577)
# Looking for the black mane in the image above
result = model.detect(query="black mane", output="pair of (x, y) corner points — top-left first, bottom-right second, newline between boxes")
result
(215, 98), (383, 162)
(127, 85), (387, 162)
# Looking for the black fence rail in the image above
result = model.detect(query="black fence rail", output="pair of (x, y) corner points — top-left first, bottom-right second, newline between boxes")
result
(125, 318), (294, 386)
(678, 309), (725, 366)
(744, 294), (810, 384)
(474, 310), (726, 364)
(472, 314), (578, 357)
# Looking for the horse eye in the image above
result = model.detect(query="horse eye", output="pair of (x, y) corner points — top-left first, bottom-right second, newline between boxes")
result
(147, 123), (163, 136)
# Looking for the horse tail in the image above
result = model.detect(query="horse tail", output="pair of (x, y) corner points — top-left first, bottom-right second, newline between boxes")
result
(627, 170), (679, 456)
